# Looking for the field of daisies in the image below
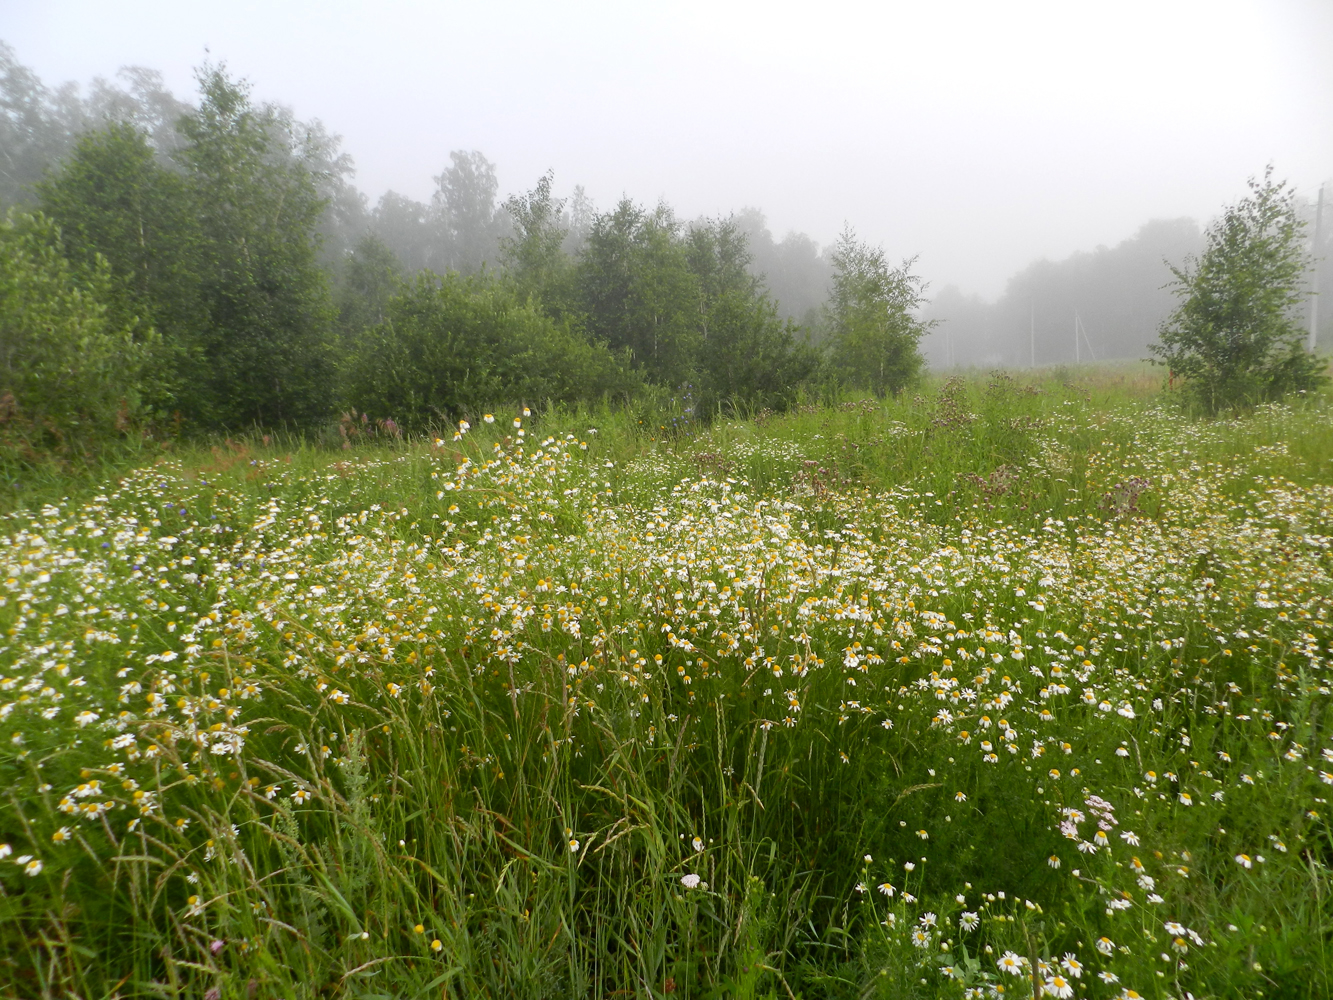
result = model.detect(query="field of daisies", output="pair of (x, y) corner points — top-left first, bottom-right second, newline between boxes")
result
(2, 372), (1332, 1000)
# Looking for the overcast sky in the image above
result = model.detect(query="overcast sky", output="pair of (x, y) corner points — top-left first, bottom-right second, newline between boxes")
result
(6, 0), (1332, 298)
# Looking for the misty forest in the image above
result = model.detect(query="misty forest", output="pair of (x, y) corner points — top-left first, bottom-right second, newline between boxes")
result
(3, 38), (1333, 1000)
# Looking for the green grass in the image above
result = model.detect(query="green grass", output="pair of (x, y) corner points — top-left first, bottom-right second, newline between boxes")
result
(2, 370), (1333, 999)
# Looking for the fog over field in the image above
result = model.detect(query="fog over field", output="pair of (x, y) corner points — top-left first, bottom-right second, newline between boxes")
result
(4, 0), (1332, 362)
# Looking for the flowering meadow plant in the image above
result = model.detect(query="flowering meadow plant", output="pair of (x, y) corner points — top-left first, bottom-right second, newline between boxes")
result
(1, 379), (1332, 998)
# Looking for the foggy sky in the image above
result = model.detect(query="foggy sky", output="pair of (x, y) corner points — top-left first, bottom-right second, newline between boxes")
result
(6, 0), (1332, 299)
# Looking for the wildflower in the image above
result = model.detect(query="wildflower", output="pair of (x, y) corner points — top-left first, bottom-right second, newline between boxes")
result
(1235, 853), (1253, 869)
(292, 788), (312, 805)
(878, 883), (895, 896)
(483, 414), (495, 423)
(414, 924), (425, 934)
(997, 951), (1026, 975)
(568, 839), (580, 853)
(51, 827), (72, 844)
(431, 938), (443, 952)
(24, 858), (43, 876)
(1048, 855), (1061, 868)
(1095, 937), (1114, 956)
(959, 911), (980, 931)
(919, 912), (937, 927)
(691, 836), (704, 852)
(1099, 970), (1119, 983)
(1060, 954), (1083, 978)
(911, 928), (931, 948)
(1045, 975), (1074, 999)
(680, 874), (701, 889)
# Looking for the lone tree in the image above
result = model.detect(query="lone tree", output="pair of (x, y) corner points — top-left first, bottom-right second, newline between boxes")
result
(1152, 167), (1326, 413)
(825, 228), (929, 397)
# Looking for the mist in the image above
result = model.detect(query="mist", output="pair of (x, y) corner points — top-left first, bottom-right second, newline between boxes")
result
(3, 0), (1331, 361)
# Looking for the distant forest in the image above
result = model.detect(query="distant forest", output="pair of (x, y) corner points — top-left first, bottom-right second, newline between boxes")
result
(1, 40), (1329, 448)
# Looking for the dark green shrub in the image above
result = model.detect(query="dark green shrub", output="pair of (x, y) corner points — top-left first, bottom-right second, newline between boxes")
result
(343, 272), (640, 429)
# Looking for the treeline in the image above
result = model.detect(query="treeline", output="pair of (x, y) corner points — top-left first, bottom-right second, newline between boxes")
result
(0, 49), (929, 463)
(922, 219), (1207, 368)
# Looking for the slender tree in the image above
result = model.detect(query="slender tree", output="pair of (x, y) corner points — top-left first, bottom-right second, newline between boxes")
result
(1151, 167), (1327, 413)
(175, 65), (335, 429)
(825, 228), (929, 396)
(577, 199), (698, 386)
(499, 170), (571, 309)
(37, 121), (202, 412)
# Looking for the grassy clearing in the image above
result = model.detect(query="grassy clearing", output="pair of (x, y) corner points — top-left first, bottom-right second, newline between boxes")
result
(2, 372), (1333, 999)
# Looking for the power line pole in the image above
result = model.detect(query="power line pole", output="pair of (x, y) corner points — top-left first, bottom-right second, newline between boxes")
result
(1030, 299), (1035, 368)
(1076, 311), (1097, 362)
(1312, 183), (1325, 354)
(1074, 311), (1080, 363)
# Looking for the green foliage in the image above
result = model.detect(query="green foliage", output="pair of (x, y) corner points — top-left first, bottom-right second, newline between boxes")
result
(500, 169), (574, 310)
(37, 121), (203, 413)
(572, 205), (820, 415)
(1151, 168), (1328, 413)
(687, 218), (820, 415)
(577, 199), (701, 386)
(342, 272), (640, 429)
(0, 211), (153, 462)
(175, 66), (336, 429)
(334, 232), (402, 338)
(825, 228), (929, 396)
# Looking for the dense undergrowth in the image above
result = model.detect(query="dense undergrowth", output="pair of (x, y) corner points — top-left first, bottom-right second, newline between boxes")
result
(2, 371), (1332, 999)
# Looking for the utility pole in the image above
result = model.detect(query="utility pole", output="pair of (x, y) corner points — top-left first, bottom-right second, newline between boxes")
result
(1074, 311), (1080, 363)
(1030, 300), (1035, 368)
(1076, 311), (1097, 362)
(1312, 184), (1324, 354)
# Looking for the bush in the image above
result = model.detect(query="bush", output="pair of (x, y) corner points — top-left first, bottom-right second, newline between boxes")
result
(342, 272), (640, 429)
(1151, 168), (1328, 413)
(0, 211), (155, 463)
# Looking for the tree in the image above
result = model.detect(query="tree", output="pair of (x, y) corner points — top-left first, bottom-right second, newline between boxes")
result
(371, 191), (436, 272)
(499, 170), (572, 308)
(577, 199), (699, 386)
(175, 65), (336, 429)
(825, 228), (928, 396)
(432, 150), (505, 274)
(0, 211), (154, 460)
(37, 121), (203, 412)
(686, 218), (818, 414)
(335, 233), (402, 339)
(1151, 168), (1327, 413)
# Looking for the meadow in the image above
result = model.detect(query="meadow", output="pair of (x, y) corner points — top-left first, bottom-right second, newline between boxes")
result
(2, 367), (1332, 1000)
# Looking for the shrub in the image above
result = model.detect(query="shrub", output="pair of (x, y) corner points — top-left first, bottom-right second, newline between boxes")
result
(0, 211), (154, 462)
(342, 272), (640, 429)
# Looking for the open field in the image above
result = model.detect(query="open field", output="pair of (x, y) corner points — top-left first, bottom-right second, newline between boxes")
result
(3, 372), (1333, 999)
